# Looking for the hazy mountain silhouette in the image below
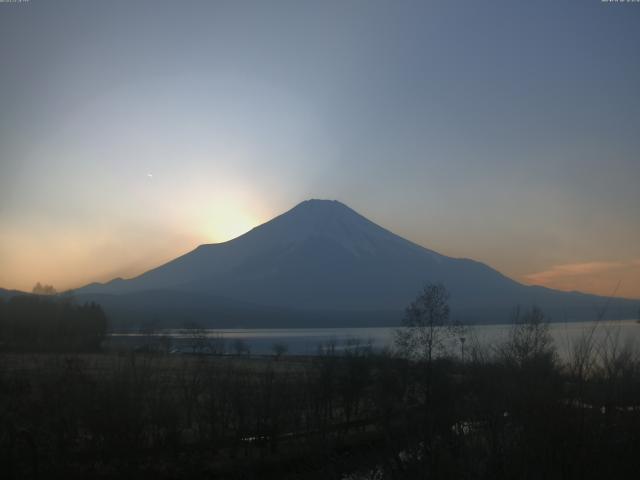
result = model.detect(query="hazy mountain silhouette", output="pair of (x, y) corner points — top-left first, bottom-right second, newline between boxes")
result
(76, 199), (637, 327)
(0, 287), (27, 300)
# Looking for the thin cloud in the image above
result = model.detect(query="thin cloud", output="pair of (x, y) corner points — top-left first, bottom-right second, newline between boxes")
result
(524, 261), (625, 283)
(523, 260), (640, 299)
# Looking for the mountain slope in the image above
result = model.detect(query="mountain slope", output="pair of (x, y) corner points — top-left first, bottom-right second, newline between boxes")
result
(0, 288), (29, 300)
(77, 199), (637, 326)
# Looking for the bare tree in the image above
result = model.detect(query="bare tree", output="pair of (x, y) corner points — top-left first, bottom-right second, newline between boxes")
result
(271, 342), (288, 360)
(394, 283), (461, 363)
(183, 322), (224, 355)
(394, 283), (462, 470)
(497, 306), (556, 368)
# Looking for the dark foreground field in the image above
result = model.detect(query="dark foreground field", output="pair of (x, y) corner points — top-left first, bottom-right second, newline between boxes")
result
(2, 329), (640, 480)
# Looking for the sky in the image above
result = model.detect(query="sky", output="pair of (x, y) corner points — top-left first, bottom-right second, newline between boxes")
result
(1, 0), (639, 299)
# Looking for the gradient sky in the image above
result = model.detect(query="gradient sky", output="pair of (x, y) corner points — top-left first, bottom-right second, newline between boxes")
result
(1, 0), (639, 299)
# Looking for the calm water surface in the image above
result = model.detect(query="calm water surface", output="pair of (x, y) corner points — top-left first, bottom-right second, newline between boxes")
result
(109, 320), (640, 359)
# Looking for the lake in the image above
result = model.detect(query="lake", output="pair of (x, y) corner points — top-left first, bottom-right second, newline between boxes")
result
(108, 319), (640, 360)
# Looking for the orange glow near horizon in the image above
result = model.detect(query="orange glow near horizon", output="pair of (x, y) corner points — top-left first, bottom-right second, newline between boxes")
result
(3, 209), (640, 301)
(0, 196), (268, 292)
(522, 260), (640, 300)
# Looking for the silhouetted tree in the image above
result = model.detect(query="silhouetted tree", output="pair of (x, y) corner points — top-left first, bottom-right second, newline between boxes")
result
(271, 342), (288, 360)
(395, 283), (461, 363)
(32, 282), (57, 295)
(497, 305), (556, 368)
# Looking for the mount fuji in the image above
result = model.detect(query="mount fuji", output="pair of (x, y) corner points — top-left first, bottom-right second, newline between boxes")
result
(75, 199), (637, 328)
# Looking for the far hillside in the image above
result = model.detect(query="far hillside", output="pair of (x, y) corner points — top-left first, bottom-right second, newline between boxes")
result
(75, 200), (638, 329)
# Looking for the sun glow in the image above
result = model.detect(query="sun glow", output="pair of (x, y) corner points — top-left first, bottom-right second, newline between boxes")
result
(202, 207), (259, 243)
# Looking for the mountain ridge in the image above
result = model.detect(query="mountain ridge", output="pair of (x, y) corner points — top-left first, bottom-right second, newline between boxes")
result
(73, 199), (637, 327)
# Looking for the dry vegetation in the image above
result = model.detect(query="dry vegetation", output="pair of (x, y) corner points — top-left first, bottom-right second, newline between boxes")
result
(1, 326), (640, 479)
(1, 292), (639, 479)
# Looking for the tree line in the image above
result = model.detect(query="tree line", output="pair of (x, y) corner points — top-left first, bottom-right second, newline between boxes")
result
(0, 293), (107, 352)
